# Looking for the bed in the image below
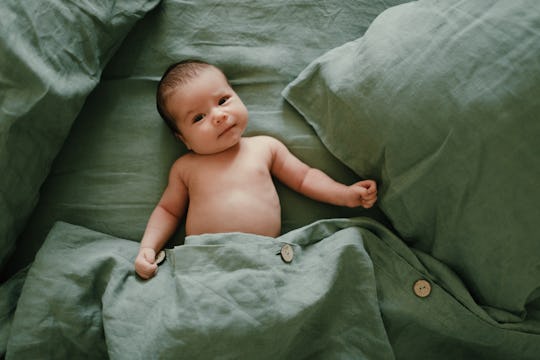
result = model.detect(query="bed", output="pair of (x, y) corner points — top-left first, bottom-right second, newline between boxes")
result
(1, 0), (539, 358)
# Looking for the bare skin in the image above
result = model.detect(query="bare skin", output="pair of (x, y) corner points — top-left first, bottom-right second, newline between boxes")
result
(135, 66), (377, 279)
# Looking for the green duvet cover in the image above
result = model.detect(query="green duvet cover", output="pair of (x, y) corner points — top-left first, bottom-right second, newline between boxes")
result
(6, 220), (540, 359)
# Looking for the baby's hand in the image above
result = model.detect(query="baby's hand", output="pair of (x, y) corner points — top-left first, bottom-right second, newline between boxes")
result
(135, 247), (158, 280)
(347, 180), (378, 208)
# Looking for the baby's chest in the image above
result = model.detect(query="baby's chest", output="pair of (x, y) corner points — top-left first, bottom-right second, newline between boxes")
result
(189, 159), (271, 190)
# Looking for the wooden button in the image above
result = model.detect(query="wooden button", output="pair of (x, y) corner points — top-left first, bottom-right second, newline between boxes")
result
(413, 279), (431, 298)
(280, 244), (294, 263)
(155, 250), (166, 265)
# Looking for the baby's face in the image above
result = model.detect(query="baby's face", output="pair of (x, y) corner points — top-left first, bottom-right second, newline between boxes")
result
(166, 67), (248, 154)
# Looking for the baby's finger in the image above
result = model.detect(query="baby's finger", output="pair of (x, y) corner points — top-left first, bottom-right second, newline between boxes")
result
(361, 192), (376, 201)
(362, 196), (377, 208)
(365, 182), (377, 194)
(367, 194), (378, 203)
(362, 202), (374, 209)
(142, 249), (156, 264)
(138, 263), (158, 280)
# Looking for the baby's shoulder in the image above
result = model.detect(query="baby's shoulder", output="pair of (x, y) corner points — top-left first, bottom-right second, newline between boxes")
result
(245, 135), (284, 149)
(170, 152), (196, 174)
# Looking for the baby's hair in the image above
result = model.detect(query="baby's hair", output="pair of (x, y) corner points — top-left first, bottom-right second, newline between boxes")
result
(156, 59), (223, 134)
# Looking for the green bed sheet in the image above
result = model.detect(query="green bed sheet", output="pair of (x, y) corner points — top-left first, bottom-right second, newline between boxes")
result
(6, 220), (540, 359)
(3, 0), (400, 278)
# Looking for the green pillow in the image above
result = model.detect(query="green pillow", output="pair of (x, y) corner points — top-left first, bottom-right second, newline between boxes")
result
(283, 0), (540, 319)
(0, 0), (160, 268)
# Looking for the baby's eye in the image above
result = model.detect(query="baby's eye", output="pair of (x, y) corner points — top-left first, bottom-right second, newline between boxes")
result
(193, 114), (205, 123)
(218, 96), (230, 105)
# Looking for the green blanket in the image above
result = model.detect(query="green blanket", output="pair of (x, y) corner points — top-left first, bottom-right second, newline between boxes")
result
(6, 220), (540, 359)
(7, 221), (392, 359)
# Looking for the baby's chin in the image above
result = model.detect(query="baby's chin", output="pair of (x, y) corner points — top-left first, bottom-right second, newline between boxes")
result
(191, 138), (243, 155)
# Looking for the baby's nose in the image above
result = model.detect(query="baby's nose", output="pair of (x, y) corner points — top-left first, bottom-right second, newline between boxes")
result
(213, 109), (227, 124)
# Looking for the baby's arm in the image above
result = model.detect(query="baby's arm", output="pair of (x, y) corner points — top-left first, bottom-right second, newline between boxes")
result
(268, 137), (377, 208)
(135, 160), (188, 279)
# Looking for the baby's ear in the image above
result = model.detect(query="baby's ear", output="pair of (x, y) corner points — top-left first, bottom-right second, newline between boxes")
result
(175, 132), (190, 149)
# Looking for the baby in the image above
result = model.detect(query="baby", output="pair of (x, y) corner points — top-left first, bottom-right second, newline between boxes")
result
(135, 60), (377, 279)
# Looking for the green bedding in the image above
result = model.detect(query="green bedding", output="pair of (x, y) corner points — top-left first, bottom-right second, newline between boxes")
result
(0, 0), (160, 269)
(7, 221), (390, 359)
(283, 0), (540, 320)
(2, 0), (540, 358)
(5, 0), (398, 274)
(6, 220), (540, 359)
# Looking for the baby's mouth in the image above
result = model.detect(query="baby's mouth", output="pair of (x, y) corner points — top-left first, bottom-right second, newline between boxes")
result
(218, 124), (236, 137)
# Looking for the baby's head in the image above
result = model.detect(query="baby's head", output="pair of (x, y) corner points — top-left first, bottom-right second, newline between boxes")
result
(156, 60), (211, 134)
(156, 60), (248, 154)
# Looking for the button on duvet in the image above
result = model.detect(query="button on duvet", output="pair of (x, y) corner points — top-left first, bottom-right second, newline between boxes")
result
(155, 250), (166, 265)
(280, 244), (294, 263)
(413, 279), (431, 298)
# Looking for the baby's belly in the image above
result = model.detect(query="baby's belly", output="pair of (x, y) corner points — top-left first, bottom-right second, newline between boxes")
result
(185, 190), (282, 237)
